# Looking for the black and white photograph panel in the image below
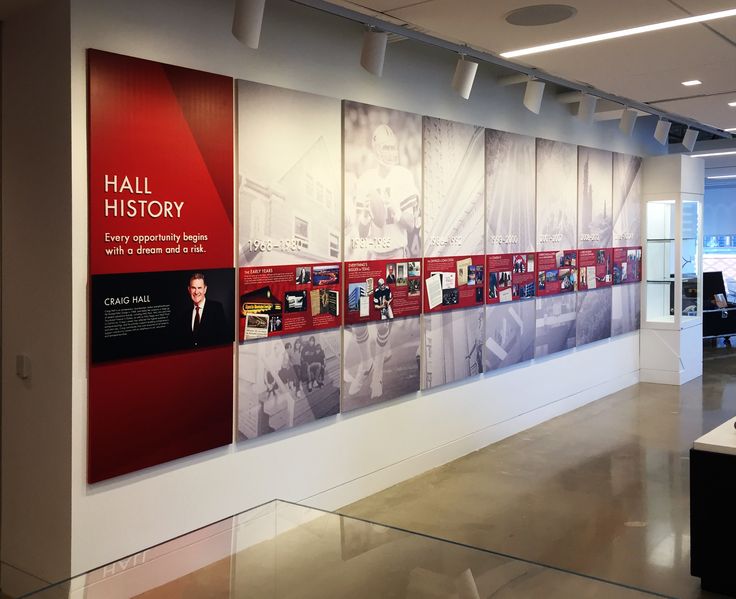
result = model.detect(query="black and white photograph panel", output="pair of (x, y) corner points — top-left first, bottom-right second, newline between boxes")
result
(486, 129), (536, 255)
(578, 147), (613, 249)
(484, 300), (536, 372)
(342, 317), (421, 413)
(344, 101), (422, 261)
(612, 282), (641, 336)
(536, 139), (577, 252)
(613, 153), (643, 247)
(237, 329), (340, 441)
(423, 117), (484, 257)
(576, 287), (613, 347)
(534, 294), (577, 358)
(238, 81), (341, 266)
(422, 307), (484, 390)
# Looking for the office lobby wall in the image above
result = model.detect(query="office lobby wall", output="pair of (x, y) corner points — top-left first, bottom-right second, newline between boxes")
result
(1, 1), (73, 592)
(61, 0), (656, 574)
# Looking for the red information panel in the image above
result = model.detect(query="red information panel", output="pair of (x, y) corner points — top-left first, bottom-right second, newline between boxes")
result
(239, 263), (340, 340)
(613, 246), (643, 284)
(577, 248), (614, 291)
(486, 253), (536, 304)
(536, 250), (577, 296)
(87, 50), (234, 483)
(344, 259), (422, 323)
(423, 255), (485, 312)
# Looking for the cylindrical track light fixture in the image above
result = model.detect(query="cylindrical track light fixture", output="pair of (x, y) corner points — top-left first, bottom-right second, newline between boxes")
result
(452, 56), (479, 100)
(360, 29), (388, 77)
(682, 127), (699, 151)
(654, 119), (672, 145)
(619, 108), (638, 136)
(578, 94), (598, 123)
(523, 79), (546, 114)
(232, 0), (266, 49)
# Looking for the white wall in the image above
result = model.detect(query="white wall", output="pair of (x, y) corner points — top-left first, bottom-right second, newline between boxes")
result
(1, 1), (73, 594)
(0, 0), (651, 580)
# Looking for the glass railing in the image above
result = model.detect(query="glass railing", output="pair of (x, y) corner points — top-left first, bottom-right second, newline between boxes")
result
(20, 500), (670, 598)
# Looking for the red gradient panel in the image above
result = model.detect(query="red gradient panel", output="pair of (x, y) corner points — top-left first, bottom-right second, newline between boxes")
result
(88, 50), (233, 274)
(87, 50), (234, 483)
(88, 347), (233, 483)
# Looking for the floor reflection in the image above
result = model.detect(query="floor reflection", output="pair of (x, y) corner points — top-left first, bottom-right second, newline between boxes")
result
(230, 505), (658, 599)
(54, 501), (658, 598)
(341, 345), (736, 599)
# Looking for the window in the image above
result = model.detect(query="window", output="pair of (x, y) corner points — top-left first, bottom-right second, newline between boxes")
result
(329, 231), (339, 259)
(295, 216), (309, 250)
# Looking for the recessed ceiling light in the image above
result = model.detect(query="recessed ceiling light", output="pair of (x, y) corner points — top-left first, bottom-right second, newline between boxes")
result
(729, 101), (736, 107)
(500, 8), (736, 58)
(690, 151), (736, 158)
(707, 175), (736, 179)
(681, 80), (702, 86)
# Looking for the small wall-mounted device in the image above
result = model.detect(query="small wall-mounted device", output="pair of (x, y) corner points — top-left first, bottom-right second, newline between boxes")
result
(16, 354), (31, 380)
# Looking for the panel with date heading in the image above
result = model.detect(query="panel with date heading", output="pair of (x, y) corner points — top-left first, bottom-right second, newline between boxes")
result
(423, 255), (486, 312)
(239, 262), (341, 340)
(344, 258), (422, 324)
(486, 253), (536, 304)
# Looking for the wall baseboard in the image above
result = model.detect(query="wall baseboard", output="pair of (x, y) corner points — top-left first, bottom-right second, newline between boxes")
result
(640, 367), (702, 385)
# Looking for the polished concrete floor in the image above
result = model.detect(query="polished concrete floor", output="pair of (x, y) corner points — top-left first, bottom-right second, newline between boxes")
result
(20, 500), (660, 598)
(10, 348), (735, 598)
(341, 344), (736, 599)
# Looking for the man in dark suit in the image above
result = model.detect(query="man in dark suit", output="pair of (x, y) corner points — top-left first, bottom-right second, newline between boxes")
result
(178, 272), (230, 348)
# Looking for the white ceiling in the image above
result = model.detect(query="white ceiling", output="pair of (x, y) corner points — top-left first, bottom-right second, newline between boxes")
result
(325, 0), (736, 174)
(2, 0), (734, 173)
(329, 0), (736, 130)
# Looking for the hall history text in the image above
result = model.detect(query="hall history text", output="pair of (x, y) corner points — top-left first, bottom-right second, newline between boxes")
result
(103, 175), (184, 219)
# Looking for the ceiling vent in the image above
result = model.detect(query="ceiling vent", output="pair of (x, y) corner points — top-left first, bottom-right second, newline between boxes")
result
(505, 4), (577, 26)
